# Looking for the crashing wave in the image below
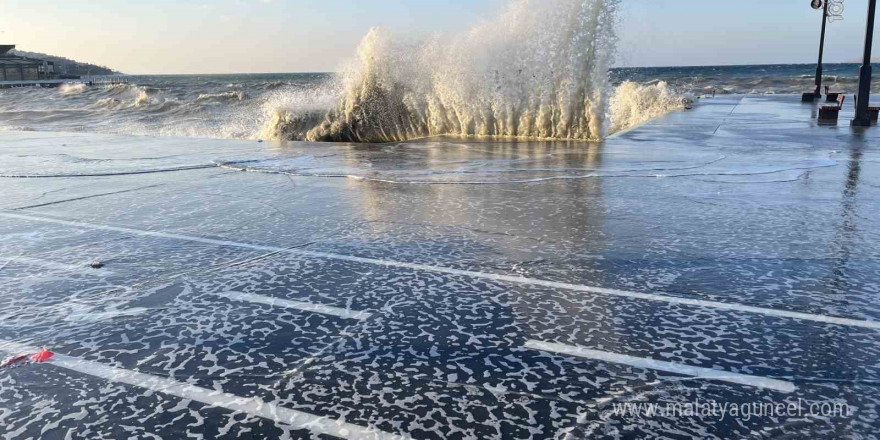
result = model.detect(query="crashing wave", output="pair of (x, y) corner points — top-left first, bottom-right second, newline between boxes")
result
(196, 91), (247, 104)
(274, 0), (619, 143)
(59, 83), (87, 96)
(134, 90), (152, 107)
(608, 81), (692, 133)
(257, 82), (344, 141)
(92, 98), (124, 110)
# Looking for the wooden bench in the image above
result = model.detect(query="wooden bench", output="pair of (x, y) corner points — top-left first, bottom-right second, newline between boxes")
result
(818, 94), (845, 124)
(825, 92), (844, 102)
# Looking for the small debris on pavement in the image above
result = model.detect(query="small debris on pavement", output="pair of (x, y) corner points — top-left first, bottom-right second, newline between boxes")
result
(0, 348), (54, 369)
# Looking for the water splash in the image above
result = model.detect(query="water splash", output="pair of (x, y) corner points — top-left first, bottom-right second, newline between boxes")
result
(257, 83), (341, 141)
(134, 90), (152, 107)
(297, 0), (619, 143)
(609, 81), (692, 133)
(58, 83), (87, 96)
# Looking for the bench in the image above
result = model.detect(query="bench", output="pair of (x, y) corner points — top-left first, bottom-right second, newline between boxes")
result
(825, 92), (844, 102)
(818, 94), (845, 124)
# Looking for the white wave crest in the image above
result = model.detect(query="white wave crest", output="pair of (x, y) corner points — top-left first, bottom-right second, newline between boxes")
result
(59, 83), (87, 96)
(134, 90), (151, 107)
(295, 0), (618, 143)
(196, 91), (247, 103)
(609, 81), (691, 133)
(257, 83), (343, 141)
(92, 98), (124, 110)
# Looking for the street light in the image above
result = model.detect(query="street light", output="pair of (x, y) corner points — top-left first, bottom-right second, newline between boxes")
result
(812, 0), (831, 98)
(805, 1), (845, 101)
(852, 0), (877, 127)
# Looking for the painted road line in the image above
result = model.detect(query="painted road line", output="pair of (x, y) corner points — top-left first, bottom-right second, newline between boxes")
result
(63, 307), (150, 323)
(524, 340), (796, 393)
(0, 340), (411, 440)
(211, 291), (372, 320)
(3, 212), (880, 331)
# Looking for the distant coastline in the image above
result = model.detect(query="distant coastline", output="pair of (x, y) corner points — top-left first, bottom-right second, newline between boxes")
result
(9, 49), (119, 76)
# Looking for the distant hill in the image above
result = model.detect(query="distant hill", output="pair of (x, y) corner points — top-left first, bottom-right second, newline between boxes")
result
(8, 49), (120, 76)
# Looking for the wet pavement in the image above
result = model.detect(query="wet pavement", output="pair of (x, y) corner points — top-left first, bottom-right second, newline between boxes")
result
(1, 95), (879, 439)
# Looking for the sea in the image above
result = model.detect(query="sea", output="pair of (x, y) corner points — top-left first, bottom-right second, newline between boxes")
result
(0, 0), (877, 142)
(1, 64), (876, 143)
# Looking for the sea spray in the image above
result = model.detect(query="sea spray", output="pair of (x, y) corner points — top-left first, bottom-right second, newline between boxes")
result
(134, 90), (151, 107)
(256, 82), (342, 141)
(58, 83), (87, 96)
(297, 0), (619, 143)
(608, 81), (692, 133)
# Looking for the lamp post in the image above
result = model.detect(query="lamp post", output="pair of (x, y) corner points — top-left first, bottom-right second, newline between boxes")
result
(852, 0), (877, 127)
(813, 0), (831, 97)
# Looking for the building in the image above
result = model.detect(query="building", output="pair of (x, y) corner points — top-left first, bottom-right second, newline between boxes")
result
(0, 45), (57, 81)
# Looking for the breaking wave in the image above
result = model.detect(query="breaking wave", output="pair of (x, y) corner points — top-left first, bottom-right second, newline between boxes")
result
(92, 97), (123, 110)
(134, 90), (151, 107)
(196, 91), (247, 104)
(59, 83), (87, 96)
(609, 81), (692, 133)
(296, 0), (619, 143)
(256, 83), (340, 140)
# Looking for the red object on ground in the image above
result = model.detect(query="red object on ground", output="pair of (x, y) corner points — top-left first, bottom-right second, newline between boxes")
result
(30, 348), (54, 363)
(0, 348), (54, 369)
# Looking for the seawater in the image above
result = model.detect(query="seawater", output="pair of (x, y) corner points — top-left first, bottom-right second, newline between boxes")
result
(3, 63), (876, 142)
(0, 0), (876, 142)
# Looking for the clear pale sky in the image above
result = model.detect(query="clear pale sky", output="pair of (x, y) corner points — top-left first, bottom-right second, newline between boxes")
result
(0, 0), (877, 74)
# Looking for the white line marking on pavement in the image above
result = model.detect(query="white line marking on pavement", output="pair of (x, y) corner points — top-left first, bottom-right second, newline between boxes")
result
(4, 212), (880, 331)
(63, 307), (150, 323)
(2, 256), (114, 276)
(0, 340), (411, 440)
(211, 291), (371, 320)
(524, 339), (796, 393)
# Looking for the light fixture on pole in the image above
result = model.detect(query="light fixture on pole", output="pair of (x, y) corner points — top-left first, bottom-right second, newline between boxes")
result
(812, 0), (831, 98)
(804, 1), (845, 102)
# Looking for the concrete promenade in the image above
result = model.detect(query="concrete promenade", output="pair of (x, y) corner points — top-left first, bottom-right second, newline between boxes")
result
(0, 95), (878, 439)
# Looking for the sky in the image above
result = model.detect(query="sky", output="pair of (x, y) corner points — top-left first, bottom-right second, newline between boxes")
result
(0, 0), (878, 74)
